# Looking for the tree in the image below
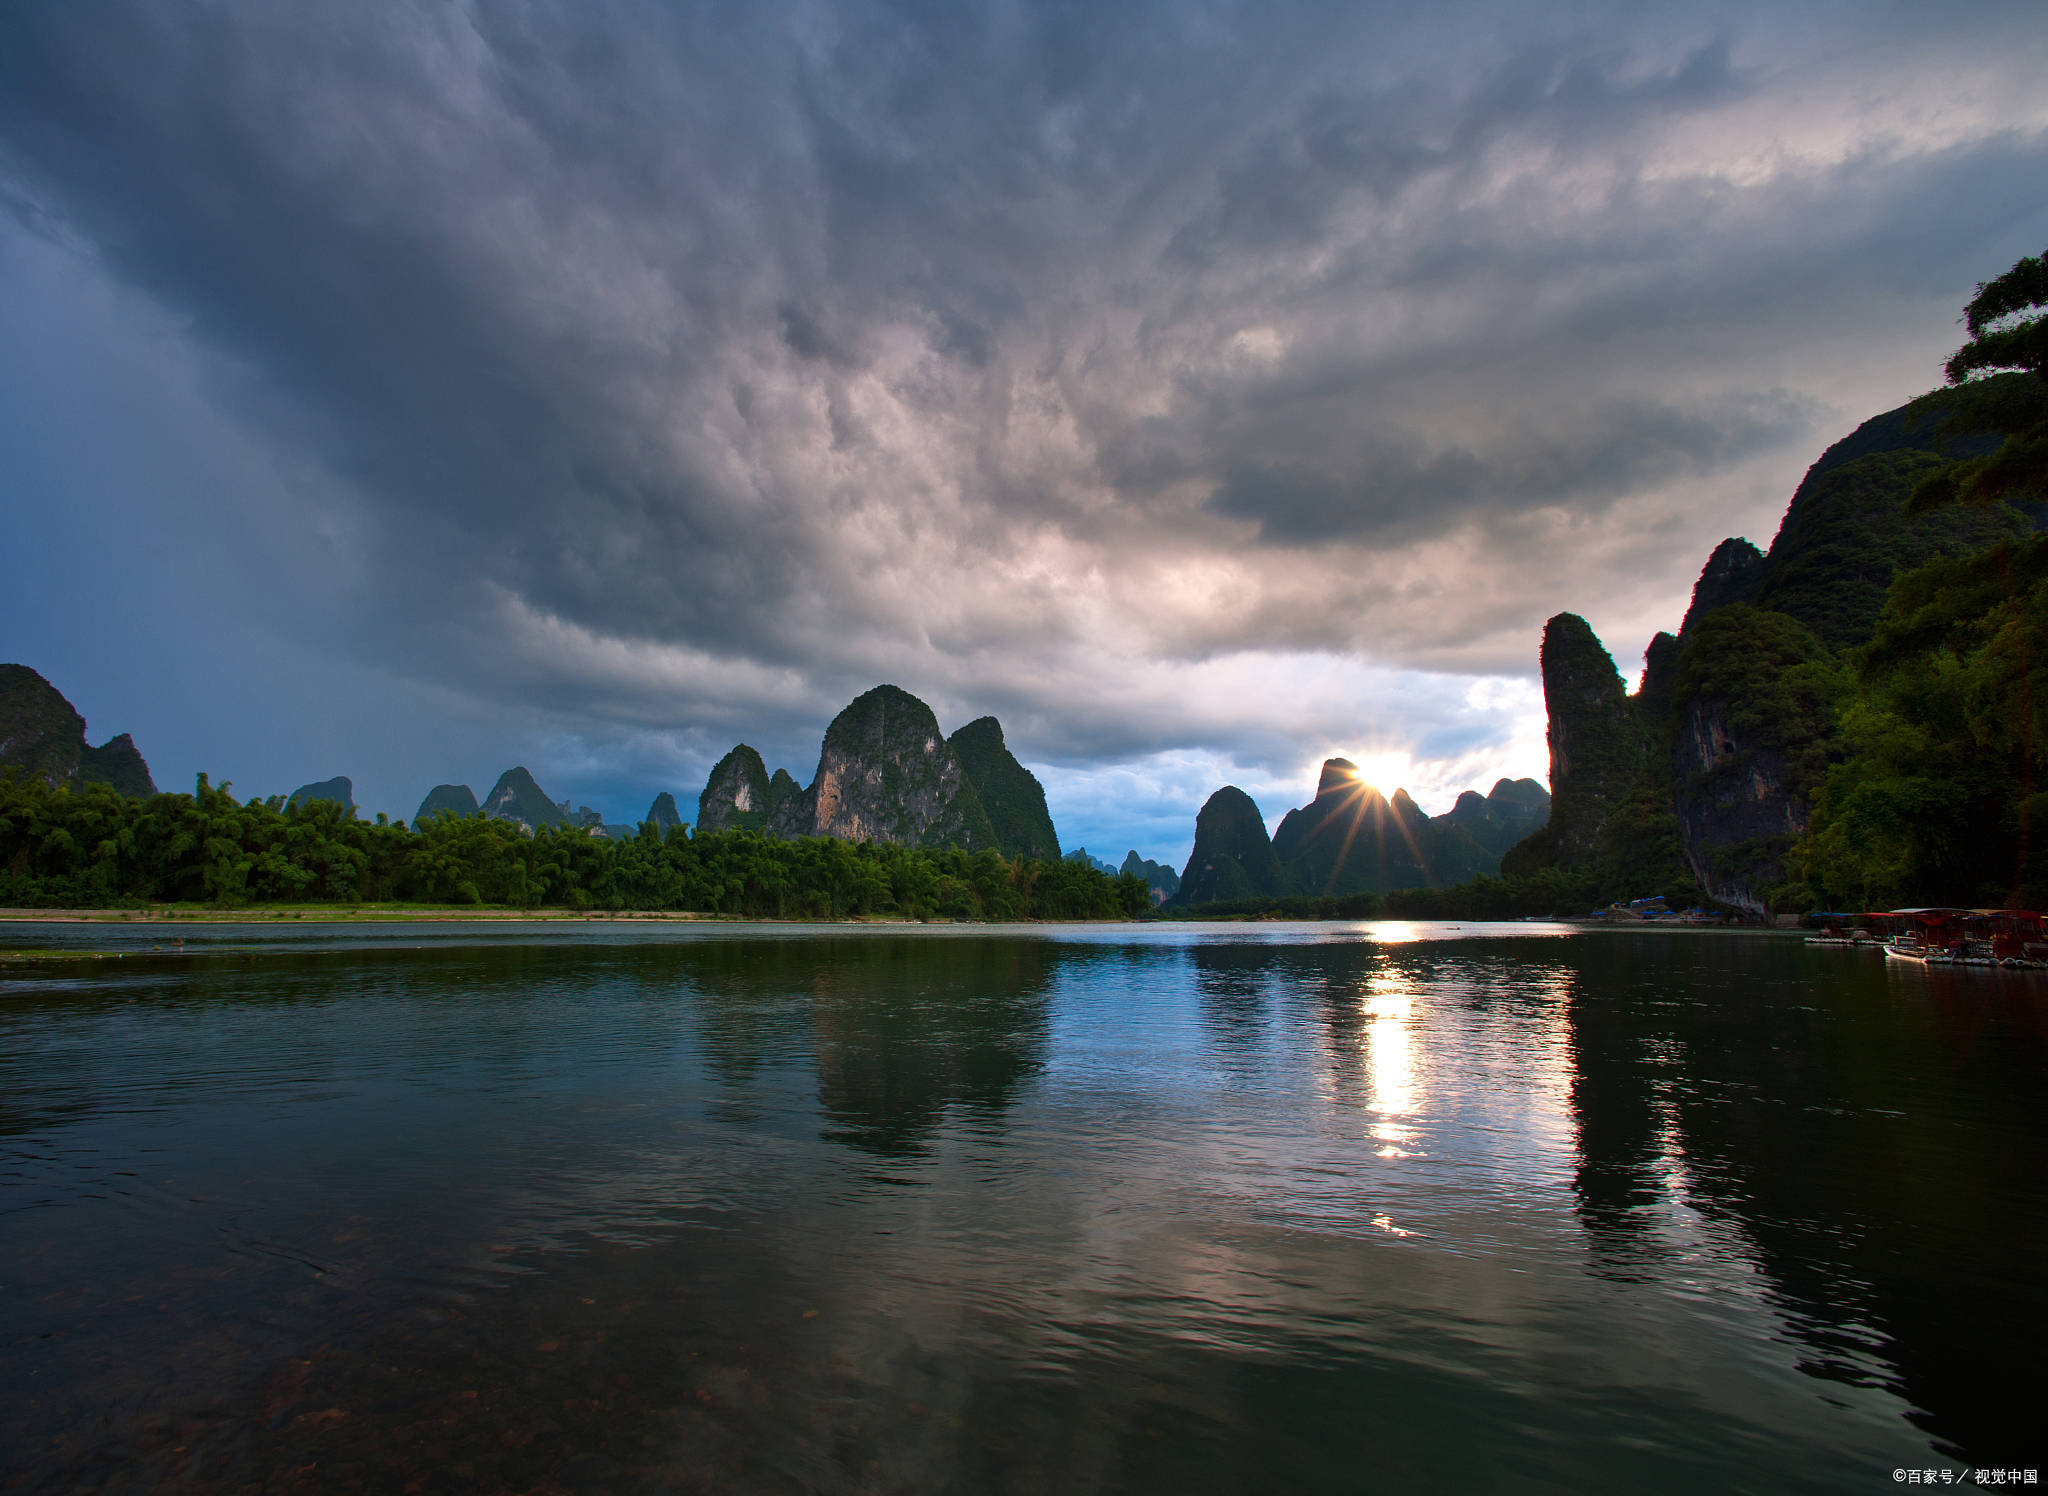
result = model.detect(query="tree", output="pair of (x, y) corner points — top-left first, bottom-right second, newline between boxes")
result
(1948, 254), (2048, 384)
(1912, 252), (2048, 511)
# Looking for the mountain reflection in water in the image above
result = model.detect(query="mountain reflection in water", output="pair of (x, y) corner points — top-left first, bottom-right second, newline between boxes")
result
(0, 922), (2041, 1492)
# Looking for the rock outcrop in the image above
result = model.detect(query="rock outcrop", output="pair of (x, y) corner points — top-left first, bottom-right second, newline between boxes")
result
(1667, 605), (1838, 913)
(414, 784), (479, 823)
(771, 685), (998, 850)
(696, 745), (774, 834)
(480, 767), (567, 830)
(947, 716), (1059, 860)
(1176, 787), (1286, 905)
(288, 776), (354, 812)
(1502, 616), (1646, 877)
(645, 792), (684, 830)
(1634, 633), (1681, 733)
(0, 664), (157, 797)
(1677, 539), (1766, 637)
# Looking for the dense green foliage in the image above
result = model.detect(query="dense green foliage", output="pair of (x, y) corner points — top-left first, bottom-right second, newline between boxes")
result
(1791, 535), (2048, 910)
(1758, 449), (2027, 647)
(1672, 605), (1845, 803)
(948, 716), (1060, 861)
(0, 772), (1149, 920)
(1921, 253), (2048, 512)
(72, 734), (155, 797)
(0, 664), (90, 788)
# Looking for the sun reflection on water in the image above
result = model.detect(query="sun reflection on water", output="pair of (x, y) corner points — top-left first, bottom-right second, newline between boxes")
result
(1361, 969), (1419, 1152)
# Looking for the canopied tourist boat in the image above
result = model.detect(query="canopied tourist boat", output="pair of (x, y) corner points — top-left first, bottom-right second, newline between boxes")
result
(1875, 909), (2048, 968)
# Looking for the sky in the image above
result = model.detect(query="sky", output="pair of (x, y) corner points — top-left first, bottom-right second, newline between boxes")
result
(2, 0), (2045, 869)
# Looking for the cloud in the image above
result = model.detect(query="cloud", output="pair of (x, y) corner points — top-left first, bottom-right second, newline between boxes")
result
(1, 0), (2045, 853)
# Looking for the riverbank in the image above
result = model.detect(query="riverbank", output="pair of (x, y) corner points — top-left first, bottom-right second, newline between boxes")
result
(0, 905), (887, 924)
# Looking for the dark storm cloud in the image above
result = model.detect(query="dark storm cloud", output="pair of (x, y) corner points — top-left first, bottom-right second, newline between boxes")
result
(1207, 392), (1819, 544)
(1162, 37), (1749, 269)
(1, 0), (2045, 834)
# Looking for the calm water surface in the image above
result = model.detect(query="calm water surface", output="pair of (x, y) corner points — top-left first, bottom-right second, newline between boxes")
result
(2, 921), (2043, 1493)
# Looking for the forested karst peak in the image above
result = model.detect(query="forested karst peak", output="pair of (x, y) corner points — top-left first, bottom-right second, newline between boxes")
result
(1503, 284), (2048, 913)
(0, 663), (157, 798)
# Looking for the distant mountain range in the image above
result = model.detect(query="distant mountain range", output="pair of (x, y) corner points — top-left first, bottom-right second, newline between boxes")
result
(5, 673), (1551, 908)
(1171, 765), (1549, 906)
(1121, 851), (1179, 903)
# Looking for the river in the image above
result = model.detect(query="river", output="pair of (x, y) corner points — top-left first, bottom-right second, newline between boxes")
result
(2, 921), (2042, 1492)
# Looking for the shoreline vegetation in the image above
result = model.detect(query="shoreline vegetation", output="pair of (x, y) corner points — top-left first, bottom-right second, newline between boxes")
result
(0, 772), (1153, 922)
(0, 768), (1689, 924)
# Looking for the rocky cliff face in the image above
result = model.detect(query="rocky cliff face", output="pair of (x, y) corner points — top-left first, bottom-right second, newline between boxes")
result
(0, 664), (157, 796)
(1176, 786), (1286, 904)
(645, 792), (684, 830)
(1506, 383), (2023, 909)
(947, 716), (1059, 860)
(772, 685), (997, 850)
(1672, 701), (1801, 914)
(1667, 605), (1839, 912)
(1503, 615), (1645, 877)
(288, 776), (354, 812)
(696, 745), (774, 833)
(480, 767), (567, 830)
(414, 784), (479, 823)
